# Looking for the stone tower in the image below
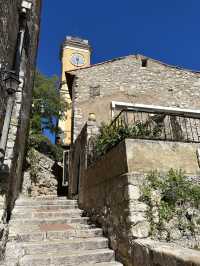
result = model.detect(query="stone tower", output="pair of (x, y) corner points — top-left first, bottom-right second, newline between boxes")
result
(59, 36), (92, 146)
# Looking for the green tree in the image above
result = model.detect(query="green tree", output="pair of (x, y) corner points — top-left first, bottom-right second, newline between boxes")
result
(30, 70), (65, 135)
(28, 70), (66, 162)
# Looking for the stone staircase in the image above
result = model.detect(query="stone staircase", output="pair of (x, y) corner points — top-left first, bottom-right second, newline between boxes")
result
(3, 196), (122, 266)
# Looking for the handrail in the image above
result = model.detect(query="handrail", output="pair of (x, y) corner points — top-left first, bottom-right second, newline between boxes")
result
(111, 108), (200, 143)
(87, 106), (200, 166)
(112, 101), (200, 119)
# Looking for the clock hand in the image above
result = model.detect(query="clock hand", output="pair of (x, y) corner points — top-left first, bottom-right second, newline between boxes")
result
(76, 56), (79, 66)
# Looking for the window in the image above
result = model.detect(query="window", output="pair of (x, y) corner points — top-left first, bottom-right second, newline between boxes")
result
(141, 58), (148, 67)
(90, 85), (100, 98)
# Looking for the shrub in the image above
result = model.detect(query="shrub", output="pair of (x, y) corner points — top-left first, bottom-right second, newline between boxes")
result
(140, 169), (200, 239)
(28, 134), (63, 162)
(94, 121), (154, 157)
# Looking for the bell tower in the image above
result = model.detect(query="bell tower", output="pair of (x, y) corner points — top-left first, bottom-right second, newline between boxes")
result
(59, 36), (92, 147)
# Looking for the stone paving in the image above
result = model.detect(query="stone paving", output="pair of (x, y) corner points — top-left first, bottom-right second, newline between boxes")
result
(2, 196), (123, 266)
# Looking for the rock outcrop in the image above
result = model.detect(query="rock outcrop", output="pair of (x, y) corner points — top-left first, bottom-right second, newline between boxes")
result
(23, 149), (58, 197)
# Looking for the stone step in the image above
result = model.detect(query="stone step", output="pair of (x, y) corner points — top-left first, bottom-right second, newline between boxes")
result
(11, 209), (83, 219)
(5, 197), (121, 265)
(2, 261), (123, 266)
(80, 262), (123, 266)
(9, 228), (103, 242)
(19, 249), (115, 266)
(20, 196), (68, 200)
(10, 216), (90, 226)
(15, 199), (77, 206)
(6, 237), (108, 256)
(14, 204), (79, 210)
(9, 223), (96, 238)
(9, 222), (95, 233)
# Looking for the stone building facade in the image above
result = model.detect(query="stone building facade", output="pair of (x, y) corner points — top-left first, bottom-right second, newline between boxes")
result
(66, 51), (200, 265)
(0, 0), (21, 138)
(0, 0), (41, 244)
(66, 55), (200, 140)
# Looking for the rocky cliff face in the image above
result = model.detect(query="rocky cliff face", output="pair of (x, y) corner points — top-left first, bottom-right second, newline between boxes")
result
(23, 149), (58, 197)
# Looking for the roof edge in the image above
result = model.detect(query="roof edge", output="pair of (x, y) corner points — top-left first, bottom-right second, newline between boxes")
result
(66, 54), (200, 75)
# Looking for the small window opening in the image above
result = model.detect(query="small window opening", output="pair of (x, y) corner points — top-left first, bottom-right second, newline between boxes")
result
(90, 85), (100, 98)
(141, 59), (148, 67)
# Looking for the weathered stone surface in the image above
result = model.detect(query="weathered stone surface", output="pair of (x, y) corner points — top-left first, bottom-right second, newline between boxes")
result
(130, 221), (150, 239)
(3, 197), (122, 266)
(76, 135), (200, 265)
(124, 185), (140, 201)
(23, 149), (58, 197)
(0, 1), (41, 260)
(69, 55), (200, 140)
(0, 224), (8, 260)
(125, 138), (200, 176)
(126, 212), (146, 225)
(132, 239), (200, 266)
(138, 174), (200, 247)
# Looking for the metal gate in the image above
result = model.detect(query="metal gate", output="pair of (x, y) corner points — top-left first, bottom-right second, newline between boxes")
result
(63, 150), (70, 186)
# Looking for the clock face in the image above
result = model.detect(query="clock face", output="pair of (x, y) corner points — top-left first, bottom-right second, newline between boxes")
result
(70, 53), (85, 66)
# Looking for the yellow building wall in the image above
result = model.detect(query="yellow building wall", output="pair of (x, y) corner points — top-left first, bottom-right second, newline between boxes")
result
(59, 45), (91, 146)
(59, 83), (72, 145)
(61, 46), (91, 81)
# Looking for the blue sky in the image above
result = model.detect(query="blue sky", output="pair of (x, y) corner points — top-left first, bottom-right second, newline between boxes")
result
(37, 0), (200, 77)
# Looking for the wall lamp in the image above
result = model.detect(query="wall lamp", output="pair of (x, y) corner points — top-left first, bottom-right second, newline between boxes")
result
(0, 67), (21, 95)
(4, 71), (21, 95)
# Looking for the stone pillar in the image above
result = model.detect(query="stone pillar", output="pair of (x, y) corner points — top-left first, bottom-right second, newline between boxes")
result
(68, 117), (99, 199)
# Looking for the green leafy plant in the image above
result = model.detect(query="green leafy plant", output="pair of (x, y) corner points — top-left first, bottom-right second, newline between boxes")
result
(94, 120), (154, 157)
(30, 70), (66, 135)
(140, 169), (200, 240)
(27, 70), (66, 162)
(28, 134), (63, 162)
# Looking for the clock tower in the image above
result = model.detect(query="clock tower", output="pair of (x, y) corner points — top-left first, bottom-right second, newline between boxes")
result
(59, 36), (92, 147)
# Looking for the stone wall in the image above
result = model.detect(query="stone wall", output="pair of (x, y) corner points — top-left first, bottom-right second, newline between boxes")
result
(69, 122), (200, 266)
(79, 169), (143, 265)
(132, 239), (200, 266)
(70, 55), (200, 140)
(69, 120), (99, 198)
(2, 0), (41, 212)
(126, 139), (200, 176)
(71, 131), (200, 199)
(75, 137), (200, 265)
(0, 0), (41, 258)
(0, 0), (20, 67)
(0, 0), (20, 136)
(80, 169), (200, 265)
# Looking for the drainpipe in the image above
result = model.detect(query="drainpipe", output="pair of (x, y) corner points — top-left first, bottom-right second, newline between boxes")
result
(15, 1), (32, 73)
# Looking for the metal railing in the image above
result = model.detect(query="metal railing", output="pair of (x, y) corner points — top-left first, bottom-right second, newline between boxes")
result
(111, 108), (200, 143)
(87, 106), (200, 166)
(87, 135), (99, 166)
